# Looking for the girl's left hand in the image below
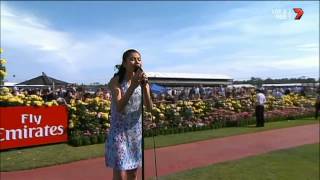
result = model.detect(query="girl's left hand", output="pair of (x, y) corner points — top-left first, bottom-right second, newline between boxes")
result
(140, 72), (149, 86)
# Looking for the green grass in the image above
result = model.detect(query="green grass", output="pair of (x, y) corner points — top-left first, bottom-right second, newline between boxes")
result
(0, 143), (105, 172)
(145, 117), (319, 149)
(0, 117), (318, 172)
(157, 143), (320, 180)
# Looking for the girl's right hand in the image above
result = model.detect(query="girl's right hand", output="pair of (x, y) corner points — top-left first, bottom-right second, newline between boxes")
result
(131, 70), (142, 89)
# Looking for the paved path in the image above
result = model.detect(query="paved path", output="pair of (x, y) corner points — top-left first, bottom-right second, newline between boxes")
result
(1, 124), (319, 180)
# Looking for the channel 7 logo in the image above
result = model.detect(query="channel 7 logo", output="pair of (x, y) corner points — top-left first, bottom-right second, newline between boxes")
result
(272, 8), (304, 20)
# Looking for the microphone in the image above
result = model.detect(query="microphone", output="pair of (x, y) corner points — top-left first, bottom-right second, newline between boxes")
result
(134, 65), (148, 85)
(134, 65), (143, 73)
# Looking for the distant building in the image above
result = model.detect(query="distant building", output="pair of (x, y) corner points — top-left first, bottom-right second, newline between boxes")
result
(147, 72), (232, 87)
(227, 84), (256, 88)
(262, 83), (303, 88)
(17, 72), (69, 87)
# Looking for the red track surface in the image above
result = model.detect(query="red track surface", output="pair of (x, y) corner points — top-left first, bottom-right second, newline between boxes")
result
(1, 124), (319, 180)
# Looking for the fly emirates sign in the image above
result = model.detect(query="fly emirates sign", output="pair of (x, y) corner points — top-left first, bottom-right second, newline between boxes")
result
(0, 106), (68, 150)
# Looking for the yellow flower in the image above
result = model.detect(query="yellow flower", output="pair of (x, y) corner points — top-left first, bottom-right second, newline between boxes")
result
(51, 100), (59, 106)
(45, 102), (53, 107)
(0, 87), (10, 94)
(0, 58), (6, 65)
(69, 122), (74, 129)
(70, 99), (76, 106)
(104, 123), (110, 128)
(0, 70), (7, 77)
(8, 97), (18, 103)
(33, 101), (43, 106)
(0, 48), (3, 54)
(17, 94), (25, 98)
(101, 112), (109, 120)
(159, 113), (165, 120)
(18, 99), (24, 105)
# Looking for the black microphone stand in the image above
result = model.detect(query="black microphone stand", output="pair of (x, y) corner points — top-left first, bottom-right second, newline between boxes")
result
(136, 65), (145, 180)
(151, 109), (159, 180)
(138, 66), (158, 180)
(141, 82), (159, 180)
(141, 84), (145, 180)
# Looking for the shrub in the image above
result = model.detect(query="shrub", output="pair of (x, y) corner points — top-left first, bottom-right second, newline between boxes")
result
(90, 135), (98, 144)
(98, 133), (106, 143)
(81, 136), (91, 146)
(69, 135), (82, 147)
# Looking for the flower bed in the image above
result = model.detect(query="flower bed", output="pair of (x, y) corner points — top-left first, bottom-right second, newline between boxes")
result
(67, 98), (110, 146)
(265, 107), (314, 122)
(1, 87), (316, 146)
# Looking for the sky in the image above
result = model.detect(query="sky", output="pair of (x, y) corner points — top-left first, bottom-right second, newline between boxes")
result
(0, 1), (319, 84)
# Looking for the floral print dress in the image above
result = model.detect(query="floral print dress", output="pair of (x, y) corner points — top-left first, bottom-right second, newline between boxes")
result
(105, 79), (142, 170)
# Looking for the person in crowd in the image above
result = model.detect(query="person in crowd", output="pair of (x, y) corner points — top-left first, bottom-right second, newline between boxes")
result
(12, 86), (20, 96)
(194, 86), (200, 99)
(178, 89), (186, 100)
(300, 87), (306, 96)
(255, 88), (266, 127)
(284, 88), (291, 95)
(189, 86), (195, 99)
(64, 90), (75, 104)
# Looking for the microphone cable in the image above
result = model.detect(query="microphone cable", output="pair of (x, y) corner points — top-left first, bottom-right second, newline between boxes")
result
(138, 65), (158, 180)
(151, 113), (159, 180)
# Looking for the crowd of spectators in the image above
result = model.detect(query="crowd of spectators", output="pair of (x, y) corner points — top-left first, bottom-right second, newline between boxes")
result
(152, 85), (315, 104)
(152, 85), (255, 103)
(6, 83), (317, 106)
(9, 84), (111, 105)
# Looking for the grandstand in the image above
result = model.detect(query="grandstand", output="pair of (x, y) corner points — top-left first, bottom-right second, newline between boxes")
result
(147, 72), (232, 87)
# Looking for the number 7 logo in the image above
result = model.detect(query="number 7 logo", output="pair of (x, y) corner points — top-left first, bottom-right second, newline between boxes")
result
(293, 8), (304, 20)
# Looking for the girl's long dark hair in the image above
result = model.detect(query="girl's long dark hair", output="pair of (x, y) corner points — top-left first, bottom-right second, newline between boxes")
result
(114, 49), (140, 84)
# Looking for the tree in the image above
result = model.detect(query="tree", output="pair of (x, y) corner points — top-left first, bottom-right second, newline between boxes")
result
(234, 76), (318, 85)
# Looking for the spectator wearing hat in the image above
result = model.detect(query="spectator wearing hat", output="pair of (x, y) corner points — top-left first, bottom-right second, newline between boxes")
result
(256, 89), (266, 127)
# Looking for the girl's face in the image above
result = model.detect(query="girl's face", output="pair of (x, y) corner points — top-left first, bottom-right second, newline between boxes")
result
(123, 52), (142, 72)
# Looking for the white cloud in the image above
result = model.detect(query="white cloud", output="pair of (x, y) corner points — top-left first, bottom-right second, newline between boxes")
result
(235, 56), (317, 69)
(2, 5), (66, 51)
(1, 2), (318, 83)
(150, 55), (318, 80)
(140, 2), (319, 79)
(160, 2), (318, 57)
(1, 3), (129, 82)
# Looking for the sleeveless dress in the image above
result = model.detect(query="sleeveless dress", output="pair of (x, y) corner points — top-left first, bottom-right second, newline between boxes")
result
(105, 79), (142, 170)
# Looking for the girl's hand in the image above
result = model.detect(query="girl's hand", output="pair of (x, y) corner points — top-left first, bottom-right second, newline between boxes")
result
(140, 72), (149, 86)
(131, 70), (142, 88)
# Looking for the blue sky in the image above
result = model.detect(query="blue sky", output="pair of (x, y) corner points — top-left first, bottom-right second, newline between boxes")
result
(1, 1), (319, 84)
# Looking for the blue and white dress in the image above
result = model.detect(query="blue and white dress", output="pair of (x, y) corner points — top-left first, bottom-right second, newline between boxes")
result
(105, 79), (142, 170)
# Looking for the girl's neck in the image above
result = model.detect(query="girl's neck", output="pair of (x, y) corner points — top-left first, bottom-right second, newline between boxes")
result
(125, 71), (134, 81)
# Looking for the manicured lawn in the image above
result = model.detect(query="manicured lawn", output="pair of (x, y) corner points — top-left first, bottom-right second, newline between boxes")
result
(0, 117), (318, 172)
(157, 143), (319, 180)
(145, 117), (319, 149)
(0, 143), (105, 172)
